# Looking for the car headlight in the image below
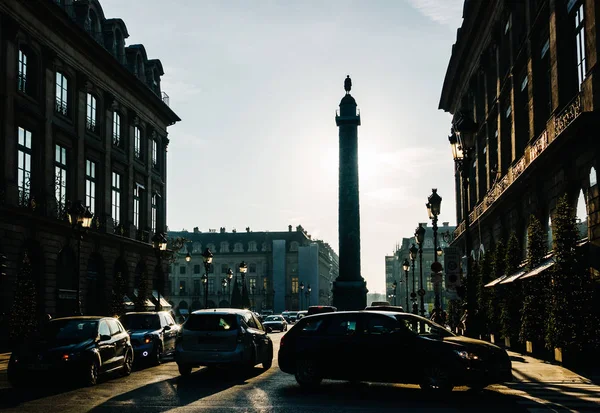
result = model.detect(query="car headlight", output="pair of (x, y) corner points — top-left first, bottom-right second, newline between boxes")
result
(454, 350), (479, 360)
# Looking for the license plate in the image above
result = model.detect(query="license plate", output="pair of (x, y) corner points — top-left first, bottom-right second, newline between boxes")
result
(27, 363), (51, 371)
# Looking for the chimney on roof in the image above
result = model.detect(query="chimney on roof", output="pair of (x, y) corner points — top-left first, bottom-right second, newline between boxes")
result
(419, 222), (428, 227)
(443, 222), (449, 227)
(246, 227), (250, 233)
(220, 227), (226, 233)
(288, 225), (292, 232)
(193, 227), (200, 233)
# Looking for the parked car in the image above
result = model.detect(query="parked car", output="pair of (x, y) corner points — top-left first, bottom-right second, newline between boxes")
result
(119, 311), (180, 365)
(287, 311), (299, 323)
(364, 305), (404, 312)
(278, 311), (512, 391)
(8, 316), (133, 387)
(175, 308), (273, 376)
(296, 310), (308, 320)
(306, 305), (337, 316)
(281, 311), (291, 323)
(262, 315), (288, 332)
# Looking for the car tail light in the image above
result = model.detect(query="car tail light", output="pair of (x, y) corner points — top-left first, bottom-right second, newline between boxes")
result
(280, 334), (286, 348)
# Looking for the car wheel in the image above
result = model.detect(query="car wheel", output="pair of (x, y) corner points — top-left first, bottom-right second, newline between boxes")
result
(295, 358), (322, 388)
(121, 350), (133, 376)
(420, 366), (453, 393)
(178, 363), (192, 376)
(85, 360), (100, 386)
(152, 344), (163, 366)
(262, 343), (273, 370)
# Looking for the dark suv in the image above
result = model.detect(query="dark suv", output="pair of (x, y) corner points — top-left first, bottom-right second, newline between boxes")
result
(278, 311), (512, 391)
(8, 316), (133, 387)
(120, 311), (180, 365)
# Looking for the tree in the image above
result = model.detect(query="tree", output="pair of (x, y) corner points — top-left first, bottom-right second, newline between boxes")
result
(546, 195), (595, 353)
(487, 240), (505, 336)
(477, 250), (494, 337)
(9, 252), (38, 345)
(110, 271), (127, 317)
(500, 233), (523, 344)
(520, 215), (548, 344)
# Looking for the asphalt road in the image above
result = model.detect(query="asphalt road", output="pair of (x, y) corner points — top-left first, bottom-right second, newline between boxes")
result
(0, 333), (595, 413)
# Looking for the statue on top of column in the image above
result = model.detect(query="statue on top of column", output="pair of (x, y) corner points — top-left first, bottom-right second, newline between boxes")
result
(344, 75), (352, 94)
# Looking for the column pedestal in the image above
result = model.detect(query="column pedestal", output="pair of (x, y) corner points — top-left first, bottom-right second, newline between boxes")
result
(332, 280), (368, 311)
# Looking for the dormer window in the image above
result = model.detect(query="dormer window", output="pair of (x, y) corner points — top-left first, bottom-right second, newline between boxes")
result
(220, 242), (229, 253)
(234, 243), (244, 252)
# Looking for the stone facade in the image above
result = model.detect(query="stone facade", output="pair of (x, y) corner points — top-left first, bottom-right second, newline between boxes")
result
(439, 1), (599, 273)
(167, 225), (339, 315)
(0, 0), (180, 346)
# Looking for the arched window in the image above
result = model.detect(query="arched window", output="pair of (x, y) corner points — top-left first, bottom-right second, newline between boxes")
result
(233, 242), (244, 252)
(576, 189), (588, 240)
(248, 241), (257, 252)
(192, 242), (202, 253)
(590, 167), (597, 187)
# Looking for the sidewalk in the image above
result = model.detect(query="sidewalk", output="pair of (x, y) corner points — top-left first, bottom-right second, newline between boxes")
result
(507, 350), (595, 384)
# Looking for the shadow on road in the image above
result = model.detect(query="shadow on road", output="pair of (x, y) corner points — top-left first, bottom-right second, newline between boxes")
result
(509, 355), (527, 363)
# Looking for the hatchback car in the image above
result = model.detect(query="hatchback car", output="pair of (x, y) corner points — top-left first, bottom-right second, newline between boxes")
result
(8, 316), (133, 387)
(120, 311), (180, 365)
(175, 308), (273, 375)
(262, 315), (288, 332)
(278, 311), (512, 391)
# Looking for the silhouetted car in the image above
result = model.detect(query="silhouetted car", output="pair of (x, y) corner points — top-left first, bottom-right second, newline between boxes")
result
(278, 311), (512, 391)
(8, 316), (133, 387)
(120, 311), (180, 365)
(262, 315), (288, 332)
(364, 305), (404, 312)
(175, 309), (273, 375)
(306, 305), (337, 316)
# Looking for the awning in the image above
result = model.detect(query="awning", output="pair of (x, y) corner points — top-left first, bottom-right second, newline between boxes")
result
(152, 290), (172, 309)
(485, 275), (507, 288)
(520, 258), (555, 280)
(499, 268), (527, 284)
(123, 295), (134, 309)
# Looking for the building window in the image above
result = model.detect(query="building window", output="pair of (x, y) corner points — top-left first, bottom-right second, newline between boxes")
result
(220, 242), (229, 253)
(208, 278), (215, 294)
(249, 263), (256, 273)
(55, 72), (68, 115)
(179, 266), (186, 275)
(233, 243), (243, 252)
(249, 277), (256, 292)
(17, 127), (32, 205)
(574, 4), (586, 90)
(590, 167), (597, 187)
(133, 184), (141, 229)
(151, 193), (158, 233)
(54, 144), (67, 215)
(248, 241), (257, 252)
(18, 49), (27, 92)
(85, 159), (96, 215)
(292, 277), (298, 294)
(86, 93), (97, 132)
(111, 172), (121, 225)
(193, 279), (200, 295)
(152, 139), (158, 168)
(112, 112), (121, 147)
(134, 127), (141, 159)
(208, 263), (214, 274)
(194, 264), (201, 274)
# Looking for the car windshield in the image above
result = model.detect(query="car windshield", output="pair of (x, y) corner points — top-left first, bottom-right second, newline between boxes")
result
(120, 314), (161, 330)
(42, 319), (99, 343)
(265, 316), (280, 322)
(395, 315), (455, 338)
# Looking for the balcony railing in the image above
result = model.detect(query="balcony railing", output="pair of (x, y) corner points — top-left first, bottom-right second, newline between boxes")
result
(454, 93), (583, 239)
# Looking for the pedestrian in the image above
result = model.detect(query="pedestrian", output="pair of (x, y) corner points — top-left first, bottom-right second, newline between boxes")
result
(460, 308), (468, 335)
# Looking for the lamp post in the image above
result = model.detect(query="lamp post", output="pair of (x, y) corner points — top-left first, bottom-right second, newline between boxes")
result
(226, 268), (233, 303)
(151, 232), (168, 312)
(307, 284), (312, 307)
(67, 200), (93, 315)
(427, 188), (442, 311)
(239, 261), (248, 309)
(415, 223), (426, 316)
(409, 244), (418, 314)
(201, 248), (213, 308)
(449, 112), (478, 337)
(402, 259), (410, 310)
(221, 278), (228, 307)
(391, 281), (397, 306)
(299, 282), (304, 310)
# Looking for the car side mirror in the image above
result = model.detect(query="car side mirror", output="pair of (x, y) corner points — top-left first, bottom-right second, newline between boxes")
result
(99, 334), (111, 341)
(163, 325), (171, 331)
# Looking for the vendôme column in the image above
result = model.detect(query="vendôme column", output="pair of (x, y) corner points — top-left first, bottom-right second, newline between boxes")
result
(332, 75), (368, 310)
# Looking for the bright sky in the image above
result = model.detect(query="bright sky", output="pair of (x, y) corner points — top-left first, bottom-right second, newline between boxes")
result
(101, 0), (464, 293)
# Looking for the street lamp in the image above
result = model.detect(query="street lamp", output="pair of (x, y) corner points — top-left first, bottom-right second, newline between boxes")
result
(427, 188), (442, 311)
(307, 284), (312, 307)
(152, 232), (168, 311)
(67, 200), (93, 315)
(201, 248), (213, 308)
(299, 282), (304, 310)
(450, 112), (478, 337)
(436, 246), (443, 257)
(391, 281), (397, 306)
(239, 261), (248, 309)
(415, 224), (426, 316)
(226, 268), (233, 303)
(409, 244), (418, 314)
(402, 258), (410, 310)
(185, 252), (191, 262)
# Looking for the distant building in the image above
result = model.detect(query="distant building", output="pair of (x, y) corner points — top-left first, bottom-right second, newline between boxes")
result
(167, 225), (339, 315)
(390, 222), (455, 314)
(0, 0), (180, 344)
